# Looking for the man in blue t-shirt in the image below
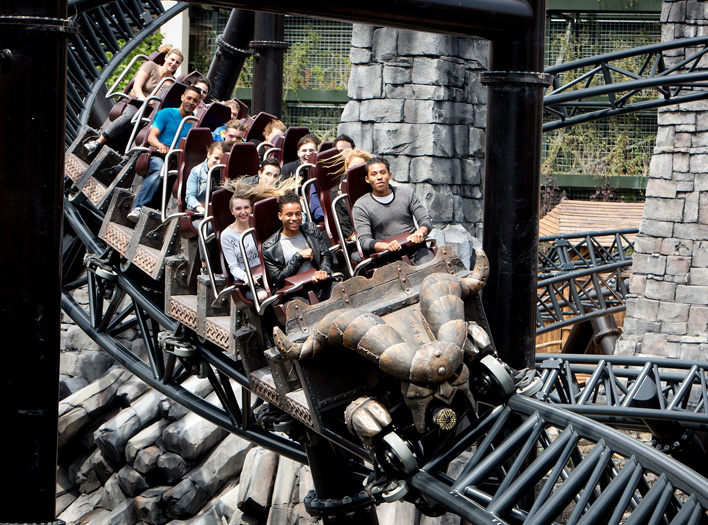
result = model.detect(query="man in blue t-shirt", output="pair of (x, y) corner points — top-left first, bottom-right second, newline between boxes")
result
(128, 85), (200, 222)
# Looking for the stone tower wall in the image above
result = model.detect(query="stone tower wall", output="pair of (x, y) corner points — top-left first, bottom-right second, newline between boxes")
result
(616, 0), (708, 359)
(338, 26), (489, 240)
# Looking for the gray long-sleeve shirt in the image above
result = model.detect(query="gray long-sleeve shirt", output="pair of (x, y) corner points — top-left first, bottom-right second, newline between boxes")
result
(352, 185), (433, 254)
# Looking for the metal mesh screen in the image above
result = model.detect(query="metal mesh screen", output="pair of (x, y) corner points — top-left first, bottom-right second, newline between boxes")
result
(543, 12), (660, 200)
(283, 103), (344, 140)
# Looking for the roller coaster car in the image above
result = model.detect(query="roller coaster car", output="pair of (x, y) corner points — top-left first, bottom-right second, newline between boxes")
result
(245, 244), (522, 479)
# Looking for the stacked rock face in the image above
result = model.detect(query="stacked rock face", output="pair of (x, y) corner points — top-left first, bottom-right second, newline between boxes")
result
(338, 26), (489, 242)
(616, 0), (708, 360)
(56, 368), (479, 524)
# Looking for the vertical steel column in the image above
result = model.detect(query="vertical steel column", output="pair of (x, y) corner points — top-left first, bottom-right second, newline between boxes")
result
(250, 12), (286, 116)
(481, 0), (550, 371)
(0, 0), (72, 523)
(207, 9), (255, 101)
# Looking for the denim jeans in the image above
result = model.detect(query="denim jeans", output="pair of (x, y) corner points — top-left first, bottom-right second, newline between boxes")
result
(132, 156), (164, 210)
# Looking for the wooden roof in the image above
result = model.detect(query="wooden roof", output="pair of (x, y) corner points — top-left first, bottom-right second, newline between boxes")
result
(539, 199), (644, 240)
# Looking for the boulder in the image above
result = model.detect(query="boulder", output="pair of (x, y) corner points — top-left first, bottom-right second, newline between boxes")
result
(156, 451), (191, 484)
(267, 456), (302, 525)
(163, 478), (210, 519)
(58, 489), (103, 525)
(134, 444), (163, 475)
(58, 368), (128, 447)
(91, 498), (137, 525)
(94, 389), (164, 463)
(125, 419), (171, 464)
(237, 447), (279, 515)
(101, 472), (127, 511)
(116, 464), (149, 497)
(190, 433), (253, 496)
(215, 482), (240, 522)
(377, 500), (419, 524)
(161, 397), (227, 460)
(135, 486), (170, 525)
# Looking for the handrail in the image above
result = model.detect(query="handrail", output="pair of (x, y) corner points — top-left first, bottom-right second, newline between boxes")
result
(104, 53), (149, 100)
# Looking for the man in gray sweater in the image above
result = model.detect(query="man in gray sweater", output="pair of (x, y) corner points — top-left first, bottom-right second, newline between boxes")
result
(352, 156), (434, 265)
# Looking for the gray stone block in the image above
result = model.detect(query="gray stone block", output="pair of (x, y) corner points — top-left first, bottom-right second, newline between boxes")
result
(679, 341), (708, 362)
(414, 183), (454, 222)
(215, 483), (240, 522)
(350, 47), (372, 64)
(690, 154), (708, 172)
(116, 377), (149, 405)
(383, 64), (412, 85)
(468, 127), (485, 157)
(461, 159), (483, 186)
(340, 100), (360, 123)
(397, 29), (459, 57)
(374, 123), (455, 157)
(622, 318), (662, 336)
(673, 152), (689, 172)
(465, 71), (488, 105)
(649, 153), (673, 179)
(92, 498), (137, 525)
(688, 305), (708, 334)
(360, 99), (404, 123)
(663, 321), (688, 335)
(666, 255), (693, 276)
(62, 324), (102, 353)
(689, 267), (708, 285)
(474, 105), (487, 128)
(351, 24), (374, 48)
(692, 131), (708, 147)
(347, 64), (383, 100)
(641, 219), (674, 238)
(663, 2), (683, 22)
(409, 156), (460, 185)
(686, 1), (705, 20)
(643, 197), (684, 222)
(630, 297), (660, 321)
(94, 407), (143, 464)
(631, 253), (667, 276)
(458, 37), (489, 66)
(372, 27), (398, 60)
(409, 84), (459, 101)
(658, 302), (690, 323)
(655, 125), (675, 148)
(412, 57), (466, 87)
(59, 376), (89, 400)
(646, 178), (677, 199)
(674, 222), (708, 240)
(629, 274), (647, 295)
(675, 284), (708, 304)
(661, 238), (694, 256)
(377, 500), (420, 524)
(634, 235), (662, 255)
(696, 241), (708, 266)
(682, 190), (699, 223)
(388, 155), (411, 183)
(384, 83), (415, 99)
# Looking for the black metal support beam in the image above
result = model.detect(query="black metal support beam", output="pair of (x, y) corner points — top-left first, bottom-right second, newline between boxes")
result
(182, 0), (533, 39)
(482, 0), (549, 370)
(0, 0), (72, 522)
(250, 12), (285, 116)
(207, 9), (254, 101)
